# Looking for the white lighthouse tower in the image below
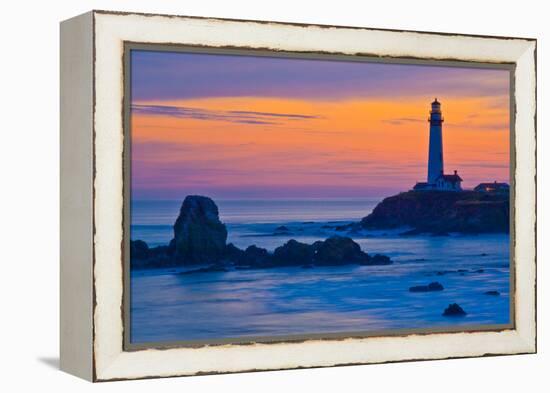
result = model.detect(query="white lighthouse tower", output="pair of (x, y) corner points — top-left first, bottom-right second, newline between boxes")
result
(413, 99), (463, 192)
(427, 98), (444, 183)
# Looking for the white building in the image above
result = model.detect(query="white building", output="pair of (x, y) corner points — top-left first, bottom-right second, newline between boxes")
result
(413, 99), (463, 192)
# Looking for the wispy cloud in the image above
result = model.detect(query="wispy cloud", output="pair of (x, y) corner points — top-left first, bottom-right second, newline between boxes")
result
(382, 116), (508, 131)
(382, 117), (425, 125)
(132, 104), (322, 126)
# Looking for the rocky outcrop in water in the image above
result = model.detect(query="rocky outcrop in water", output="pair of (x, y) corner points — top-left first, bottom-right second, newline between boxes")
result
(130, 196), (393, 270)
(224, 236), (392, 269)
(273, 239), (315, 266)
(442, 303), (467, 316)
(173, 195), (228, 264)
(359, 190), (509, 234)
(409, 282), (444, 292)
(130, 239), (176, 269)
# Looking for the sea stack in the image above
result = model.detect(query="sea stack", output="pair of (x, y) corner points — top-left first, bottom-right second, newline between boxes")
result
(173, 195), (228, 264)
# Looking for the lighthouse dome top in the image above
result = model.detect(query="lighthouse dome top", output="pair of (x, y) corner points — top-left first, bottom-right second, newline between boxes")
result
(430, 98), (441, 114)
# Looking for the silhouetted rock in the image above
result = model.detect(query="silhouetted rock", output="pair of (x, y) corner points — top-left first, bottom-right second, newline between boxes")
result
(130, 196), (393, 270)
(409, 282), (444, 292)
(239, 245), (272, 267)
(173, 195), (228, 265)
(130, 240), (149, 260)
(364, 254), (392, 265)
(224, 236), (391, 268)
(312, 236), (369, 265)
(130, 240), (178, 269)
(224, 243), (245, 261)
(442, 303), (467, 316)
(273, 239), (314, 266)
(360, 190), (509, 234)
(484, 290), (500, 296)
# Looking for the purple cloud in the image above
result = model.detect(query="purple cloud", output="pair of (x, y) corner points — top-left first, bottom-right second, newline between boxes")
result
(132, 104), (322, 126)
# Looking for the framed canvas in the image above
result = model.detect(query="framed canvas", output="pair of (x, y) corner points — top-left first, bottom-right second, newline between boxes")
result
(60, 10), (537, 382)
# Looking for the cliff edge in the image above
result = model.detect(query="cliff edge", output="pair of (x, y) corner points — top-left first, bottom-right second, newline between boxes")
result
(359, 190), (509, 234)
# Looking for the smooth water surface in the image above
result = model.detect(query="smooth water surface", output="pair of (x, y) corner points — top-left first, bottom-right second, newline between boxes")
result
(130, 198), (510, 344)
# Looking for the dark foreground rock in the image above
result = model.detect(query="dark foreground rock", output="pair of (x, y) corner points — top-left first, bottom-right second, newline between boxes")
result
(173, 195), (228, 264)
(312, 236), (369, 265)
(360, 190), (509, 234)
(130, 239), (177, 269)
(224, 236), (393, 269)
(409, 282), (444, 292)
(442, 303), (467, 316)
(273, 239), (315, 266)
(130, 195), (393, 270)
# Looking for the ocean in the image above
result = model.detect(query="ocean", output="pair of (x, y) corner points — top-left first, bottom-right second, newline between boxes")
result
(130, 198), (510, 344)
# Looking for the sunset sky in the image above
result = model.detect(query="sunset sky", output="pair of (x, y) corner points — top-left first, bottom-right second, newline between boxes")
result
(130, 50), (510, 200)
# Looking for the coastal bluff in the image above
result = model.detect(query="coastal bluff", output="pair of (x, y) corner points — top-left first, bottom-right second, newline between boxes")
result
(130, 195), (392, 270)
(359, 190), (509, 234)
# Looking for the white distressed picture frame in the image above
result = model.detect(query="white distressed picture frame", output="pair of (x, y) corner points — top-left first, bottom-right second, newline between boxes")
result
(60, 10), (536, 382)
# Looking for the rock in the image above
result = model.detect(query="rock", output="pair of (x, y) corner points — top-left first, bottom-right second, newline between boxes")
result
(130, 240), (149, 260)
(409, 282), (444, 292)
(484, 290), (500, 296)
(312, 236), (369, 265)
(474, 269), (485, 273)
(224, 236), (391, 268)
(275, 225), (290, 232)
(178, 264), (228, 275)
(363, 253), (392, 266)
(239, 245), (272, 267)
(173, 195), (228, 264)
(442, 303), (467, 316)
(273, 239), (314, 266)
(130, 240), (178, 269)
(360, 190), (509, 234)
(224, 243), (245, 261)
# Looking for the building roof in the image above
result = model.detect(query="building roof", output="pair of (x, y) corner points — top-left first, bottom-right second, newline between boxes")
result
(436, 173), (462, 183)
(474, 182), (509, 189)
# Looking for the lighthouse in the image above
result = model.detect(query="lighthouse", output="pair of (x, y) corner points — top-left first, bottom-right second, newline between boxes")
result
(427, 98), (444, 184)
(413, 99), (463, 192)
